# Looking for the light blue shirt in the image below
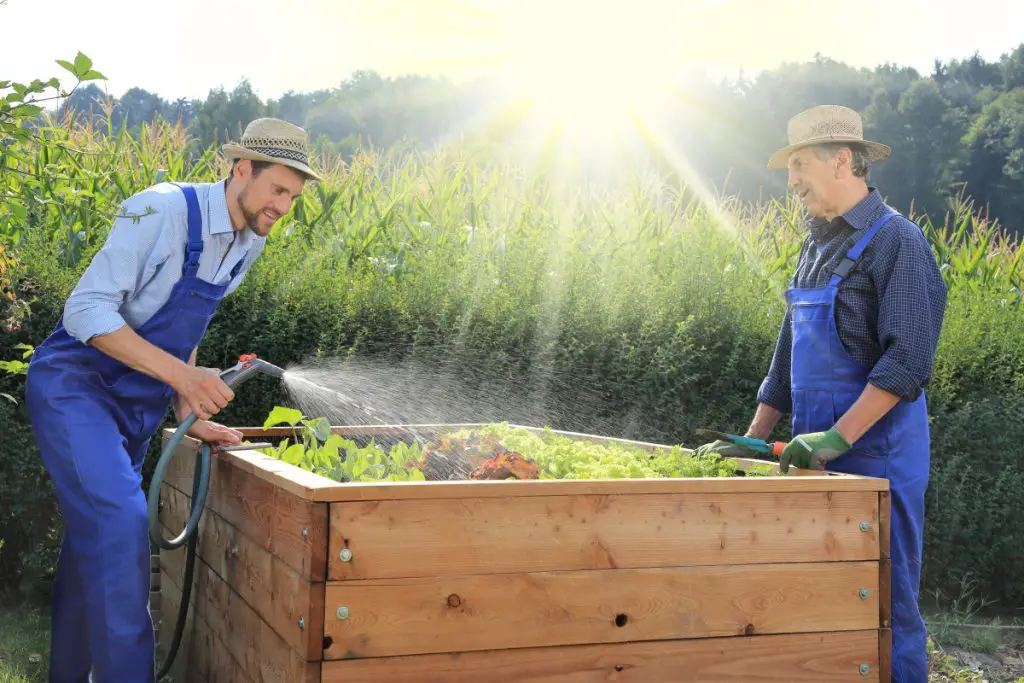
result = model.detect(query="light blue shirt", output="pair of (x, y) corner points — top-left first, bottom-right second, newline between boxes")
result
(62, 179), (265, 344)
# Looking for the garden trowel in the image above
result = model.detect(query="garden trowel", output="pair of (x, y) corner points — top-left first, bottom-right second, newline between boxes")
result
(695, 428), (788, 457)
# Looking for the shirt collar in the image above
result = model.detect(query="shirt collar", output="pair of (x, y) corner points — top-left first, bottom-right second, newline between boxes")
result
(207, 179), (235, 235)
(842, 187), (887, 231)
(807, 187), (886, 242)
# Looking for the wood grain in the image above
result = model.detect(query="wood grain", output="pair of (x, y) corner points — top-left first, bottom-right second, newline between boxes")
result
(161, 483), (325, 660)
(878, 491), (893, 683)
(323, 561), (879, 659)
(321, 630), (881, 682)
(160, 516), (321, 683)
(328, 490), (880, 580)
(160, 539), (252, 683)
(159, 439), (328, 580)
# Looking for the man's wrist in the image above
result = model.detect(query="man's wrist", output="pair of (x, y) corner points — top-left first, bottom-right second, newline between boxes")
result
(826, 426), (852, 449)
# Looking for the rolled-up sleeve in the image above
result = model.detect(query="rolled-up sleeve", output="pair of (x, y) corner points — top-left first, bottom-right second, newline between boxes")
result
(62, 192), (172, 344)
(757, 308), (793, 413)
(867, 226), (948, 400)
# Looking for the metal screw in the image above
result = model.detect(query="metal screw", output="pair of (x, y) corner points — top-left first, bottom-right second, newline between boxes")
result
(302, 527), (309, 538)
(859, 588), (870, 600)
(229, 542), (238, 557)
(859, 663), (870, 676)
(859, 521), (871, 532)
(337, 606), (349, 620)
(297, 616), (305, 630)
(339, 548), (353, 562)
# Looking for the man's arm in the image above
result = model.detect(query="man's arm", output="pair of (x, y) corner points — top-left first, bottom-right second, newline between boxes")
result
(837, 226), (947, 444)
(747, 403), (784, 441)
(750, 307), (793, 438)
(173, 347), (198, 422)
(89, 327), (192, 394)
(66, 191), (234, 422)
(833, 384), (901, 442)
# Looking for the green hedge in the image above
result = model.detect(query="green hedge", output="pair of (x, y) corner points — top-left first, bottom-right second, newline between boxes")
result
(2, 128), (1023, 611)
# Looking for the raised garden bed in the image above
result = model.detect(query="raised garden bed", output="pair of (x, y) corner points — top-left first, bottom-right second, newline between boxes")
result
(155, 421), (892, 682)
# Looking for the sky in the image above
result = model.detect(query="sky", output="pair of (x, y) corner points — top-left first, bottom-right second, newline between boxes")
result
(2, 0), (1022, 103)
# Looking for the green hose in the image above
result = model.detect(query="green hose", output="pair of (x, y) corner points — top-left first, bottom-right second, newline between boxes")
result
(148, 412), (211, 550)
(147, 412), (212, 681)
(144, 354), (287, 680)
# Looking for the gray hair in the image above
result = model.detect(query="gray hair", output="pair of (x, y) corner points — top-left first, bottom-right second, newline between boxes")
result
(812, 142), (871, 180)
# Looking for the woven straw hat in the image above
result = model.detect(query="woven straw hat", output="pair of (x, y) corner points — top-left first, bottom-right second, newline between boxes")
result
(222, 118), (321, 181)
(767, 105), (890, 169)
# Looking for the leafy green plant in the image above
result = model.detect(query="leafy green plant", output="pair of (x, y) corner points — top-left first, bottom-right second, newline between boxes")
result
(0, 343), (31, 404)
(450, 422), (777, 479)
(256, 410), (775, 482)
(258, 406), (426, 482)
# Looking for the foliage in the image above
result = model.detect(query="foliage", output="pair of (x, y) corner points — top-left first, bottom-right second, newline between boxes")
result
(1, 55), (1024, 613)
(448, 422), (776, 479)
(26, 47), (1024, 237)
(259, 406), (426, 482)
(255, 410), (775, 482)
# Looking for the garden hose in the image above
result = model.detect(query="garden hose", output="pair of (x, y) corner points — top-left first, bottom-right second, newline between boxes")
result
(146, 354), (285, 680)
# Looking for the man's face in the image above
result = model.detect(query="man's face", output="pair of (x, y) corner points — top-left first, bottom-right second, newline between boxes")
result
(786, 147), (839, 219)
(236, 162), (307, 237)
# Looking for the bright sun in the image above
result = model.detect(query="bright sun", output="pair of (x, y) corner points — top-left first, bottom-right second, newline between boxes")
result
(491, 2), (684, 140)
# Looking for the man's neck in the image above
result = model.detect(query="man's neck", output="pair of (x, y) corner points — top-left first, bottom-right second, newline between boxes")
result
(823, 183), (870, 221)
(224, 182), (247, 231)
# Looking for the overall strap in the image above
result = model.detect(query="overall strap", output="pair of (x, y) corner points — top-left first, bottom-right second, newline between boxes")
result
(176, 184), (204, 278)
(828, 209), (899, 286)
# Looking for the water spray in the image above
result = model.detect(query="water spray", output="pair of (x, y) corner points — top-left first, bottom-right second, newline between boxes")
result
(147, 353), (286, 679)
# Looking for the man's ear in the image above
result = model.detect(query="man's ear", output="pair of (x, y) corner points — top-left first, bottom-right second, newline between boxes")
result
(835, 147), (852, 177)
(233, 159), (250, 181)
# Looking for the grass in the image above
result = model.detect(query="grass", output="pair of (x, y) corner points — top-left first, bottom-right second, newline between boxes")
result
(0, 600), (48, 683)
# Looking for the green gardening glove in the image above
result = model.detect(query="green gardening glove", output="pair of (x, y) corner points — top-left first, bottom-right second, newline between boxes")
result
(779, 427), (851, 473)
(694, 435), (756, 459)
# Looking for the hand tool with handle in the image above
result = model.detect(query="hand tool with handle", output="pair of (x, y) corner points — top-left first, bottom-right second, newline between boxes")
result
(695, 428), (788, 457)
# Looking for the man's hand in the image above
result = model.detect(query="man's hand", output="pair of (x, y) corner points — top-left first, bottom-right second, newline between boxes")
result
(779, 427), (851, 472)
(187, 420), (243, 446)
(170, 365), (235, 422)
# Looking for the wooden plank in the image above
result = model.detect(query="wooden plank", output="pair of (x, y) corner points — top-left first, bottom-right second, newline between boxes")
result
(161, 546), (259, 683)
(328, 490), (881, 580)
(160, 516), (321, 683)
(188, 447), (888, 503)
(323, 561), (879, 659)
(160, 566), (217, 683)
(159, 439), (328, 580)
(878, 491), (892, 683)
(161, 482), (326, 660)
(321, 630), (881, 682)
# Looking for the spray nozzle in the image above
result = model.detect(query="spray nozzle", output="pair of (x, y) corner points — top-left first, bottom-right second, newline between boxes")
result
(219, 353), (286, 389)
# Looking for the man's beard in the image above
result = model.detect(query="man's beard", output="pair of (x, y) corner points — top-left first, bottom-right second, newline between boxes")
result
(237, 188), (263, 232)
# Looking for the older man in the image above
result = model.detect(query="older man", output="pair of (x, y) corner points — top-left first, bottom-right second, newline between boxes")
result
(696, 105), (947, 681)
(25, 118), (319, 682)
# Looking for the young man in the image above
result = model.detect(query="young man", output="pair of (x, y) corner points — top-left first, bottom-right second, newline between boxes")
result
(696, 105), (947, 681)
(25, 117), (320, 682)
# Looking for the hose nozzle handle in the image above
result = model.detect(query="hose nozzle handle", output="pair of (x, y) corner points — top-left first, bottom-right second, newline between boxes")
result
(219, 353), (285, 389)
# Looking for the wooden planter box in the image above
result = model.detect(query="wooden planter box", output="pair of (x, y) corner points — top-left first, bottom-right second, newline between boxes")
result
(156, 424), (891, 683)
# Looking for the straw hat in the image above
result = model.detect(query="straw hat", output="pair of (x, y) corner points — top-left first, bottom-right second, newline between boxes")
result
(222, 118), (321, 181)
(767, 105), (891, 169)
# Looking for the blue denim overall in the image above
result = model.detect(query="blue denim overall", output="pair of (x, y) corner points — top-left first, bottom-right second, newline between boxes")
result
(786, 208), (929, 682)
(25, 185), (245, 682)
